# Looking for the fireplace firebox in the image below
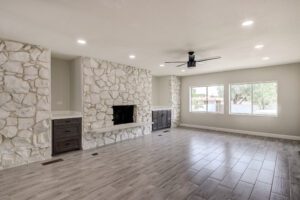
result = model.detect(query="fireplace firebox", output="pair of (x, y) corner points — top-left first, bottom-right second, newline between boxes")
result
(112, 105), (134, 125)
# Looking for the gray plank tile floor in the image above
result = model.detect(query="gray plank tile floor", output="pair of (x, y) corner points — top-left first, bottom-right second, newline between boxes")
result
(1, 127), (300, 200)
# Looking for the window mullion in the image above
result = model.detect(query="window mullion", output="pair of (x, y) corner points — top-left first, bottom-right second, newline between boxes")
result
(206, 86), (208, 112)
(251, 84), (253, 115)
(190, 87), (192, 112)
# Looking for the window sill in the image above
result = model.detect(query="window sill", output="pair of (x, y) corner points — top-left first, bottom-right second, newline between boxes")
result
(229, 113), (278, 117)
(190, 111), (224, 115)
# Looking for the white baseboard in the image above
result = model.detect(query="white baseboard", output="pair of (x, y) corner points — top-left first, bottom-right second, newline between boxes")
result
(180, 123), (300, 141)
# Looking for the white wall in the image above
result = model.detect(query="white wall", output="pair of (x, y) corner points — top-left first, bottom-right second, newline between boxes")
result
(51, 57), (82, 112)
(181, 63), (300, 136)
(152, 76), (160, 105)
(152, 76), (171, 106)
(51, 58), (71, 110)
(70, 58), (82, 112)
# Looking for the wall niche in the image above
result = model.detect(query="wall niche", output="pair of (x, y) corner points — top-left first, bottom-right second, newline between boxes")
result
(51, 57), (82, 113)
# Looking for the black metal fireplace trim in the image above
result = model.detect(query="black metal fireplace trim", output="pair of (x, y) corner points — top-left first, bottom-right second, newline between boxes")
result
(112, 105), (134, 125)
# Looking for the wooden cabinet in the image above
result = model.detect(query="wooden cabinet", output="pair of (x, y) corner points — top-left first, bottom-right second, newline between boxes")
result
(167, 110), (171, 128)
(152, 110), (171, 131)
(52, 118), (82, 155)
(152, 111), (158, 131)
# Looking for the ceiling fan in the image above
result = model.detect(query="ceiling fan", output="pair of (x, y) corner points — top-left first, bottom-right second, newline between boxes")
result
(165, 51), (221, 68)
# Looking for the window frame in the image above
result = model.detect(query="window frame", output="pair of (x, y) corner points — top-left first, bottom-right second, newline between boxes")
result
(189, 84), (225, 114)
(229, 81), (278, 117)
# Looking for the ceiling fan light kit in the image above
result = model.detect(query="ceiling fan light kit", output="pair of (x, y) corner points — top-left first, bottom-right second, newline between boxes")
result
(165, 51), (221, 68)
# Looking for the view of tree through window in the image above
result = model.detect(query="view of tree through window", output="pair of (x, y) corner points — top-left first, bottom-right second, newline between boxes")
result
(190, 85), (224, 113)
(208, 86), (224, 113)
(190, 87), (207, 112)
(230, 82), (277, 115)
(253, 82), (277, 115)
(230, 84), (252, 114)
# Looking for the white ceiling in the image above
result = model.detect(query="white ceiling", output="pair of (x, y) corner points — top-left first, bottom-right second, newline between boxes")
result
(0, 0), (299, 76)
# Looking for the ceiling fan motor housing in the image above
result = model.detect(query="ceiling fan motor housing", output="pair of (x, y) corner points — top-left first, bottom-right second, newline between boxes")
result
(188, 51), (196, 67)
(187, 61), (196, 67)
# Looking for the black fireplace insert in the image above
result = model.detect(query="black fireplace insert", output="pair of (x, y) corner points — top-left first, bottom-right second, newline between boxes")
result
(112, 105), (134, 125)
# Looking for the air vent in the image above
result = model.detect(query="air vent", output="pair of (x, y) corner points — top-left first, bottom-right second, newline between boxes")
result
(42, 159), (63, 166)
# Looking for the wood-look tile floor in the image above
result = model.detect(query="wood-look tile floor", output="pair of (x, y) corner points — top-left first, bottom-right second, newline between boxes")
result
(1, 128), (300, 200)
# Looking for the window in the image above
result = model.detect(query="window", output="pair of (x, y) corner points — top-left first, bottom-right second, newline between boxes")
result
(230, 82), (277, 116)
(190, 85), (224, 113)
(252, 82), (277, 115)
(190, 87), (207, 112)
(230, 84), (252, 114)
(207, 86), (224, 113)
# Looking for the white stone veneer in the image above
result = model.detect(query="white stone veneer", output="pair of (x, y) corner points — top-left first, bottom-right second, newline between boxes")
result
(81, 57), (152, 149)
(170, 76), (181, 127)
(0, 39), (51, 169)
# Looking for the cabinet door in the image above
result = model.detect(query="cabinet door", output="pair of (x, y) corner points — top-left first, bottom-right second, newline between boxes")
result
(52, 118), (82, 155)
(152, 111), (158, 131)
(157, 111), (164, 129)
(161, 110), (168, 128)
(167, 110), (172, 128)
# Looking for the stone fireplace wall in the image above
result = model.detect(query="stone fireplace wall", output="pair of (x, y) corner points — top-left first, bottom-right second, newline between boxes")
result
(81, 57), (152, 149)
(0, 39), (51, 169)
(170, 76), (181, 127)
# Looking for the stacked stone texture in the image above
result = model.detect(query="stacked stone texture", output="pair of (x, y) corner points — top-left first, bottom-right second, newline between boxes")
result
(82, 57), (152, 149)
(170, 76), (181, 127)
(0, 39), (51, 169)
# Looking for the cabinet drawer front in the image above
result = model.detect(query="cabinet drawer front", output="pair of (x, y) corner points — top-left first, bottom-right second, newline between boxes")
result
(53, 126), (81, 139)
(53, 118), (81, 125)
(53, 139), (80, 154)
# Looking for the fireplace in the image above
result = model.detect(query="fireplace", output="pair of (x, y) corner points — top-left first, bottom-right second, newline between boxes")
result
(112, 105), (135, 125)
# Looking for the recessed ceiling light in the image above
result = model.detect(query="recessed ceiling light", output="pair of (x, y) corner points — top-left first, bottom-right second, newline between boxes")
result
(159, 64), (165, 67)
(262, 57), (270, 61)
(255, 44), (264, 49)
(242, 20), (254, 27)
(129, 54), (136, 59)
(77, 39), (86, 45)
(181, 69), (186, 72)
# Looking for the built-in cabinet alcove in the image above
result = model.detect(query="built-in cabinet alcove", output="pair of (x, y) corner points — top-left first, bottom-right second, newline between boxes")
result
(151, 76), (172, 131)
(151, 75), (181, 129)
(51, 57), (83, 155)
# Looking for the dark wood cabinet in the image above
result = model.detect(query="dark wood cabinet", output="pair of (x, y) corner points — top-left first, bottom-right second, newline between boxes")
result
(152, 110), (171, 131)
(167, 110), (171, 127)
(152, 111), (158, 130)
(52, 118), (82, 155)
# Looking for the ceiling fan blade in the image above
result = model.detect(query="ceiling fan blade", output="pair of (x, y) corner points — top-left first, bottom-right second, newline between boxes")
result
(176, 63), (186, 67)
(196, 56), (221, 62)
(165, 61), (186, 64)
